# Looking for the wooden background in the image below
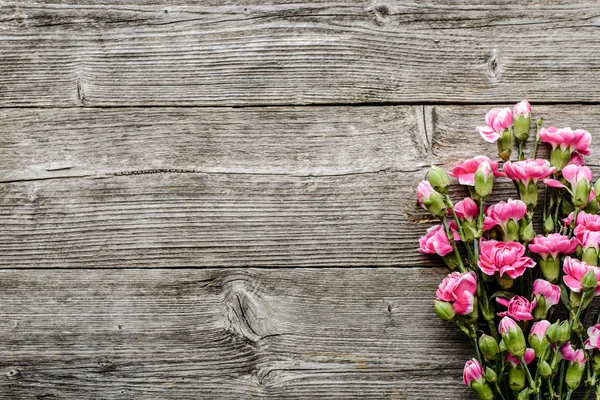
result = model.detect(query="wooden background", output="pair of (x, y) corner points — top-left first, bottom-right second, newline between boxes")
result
(1, 1), (599, 398)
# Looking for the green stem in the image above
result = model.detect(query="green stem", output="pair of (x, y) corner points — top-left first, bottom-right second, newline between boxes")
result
(444, 195), (475, 262)
(521, 358), (536, 389)
(568, 207), (580, 239)
(565, 390), (573, 400)
(470, 327), (483, 365)
(518, 142), (525, 161)
(584, 372), (597, 400)
(533, 118), (543, 159)
(495, 382), (507, 400)
(558, 360), (566, 398)
(554, 197), (562, 231)
(443, 219), (467, 273)
(488, 319), (499, 341)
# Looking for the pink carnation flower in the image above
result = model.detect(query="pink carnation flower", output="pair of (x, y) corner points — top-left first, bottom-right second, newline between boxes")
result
(539, 127), (592, 156)
(563, 256), (600, 294)
(574, 212), (600, 251)
(532, 279), (561, 311)
(478, 240), (535, 279)
(436, 271), (478, 315)
(530, 320), (551, 339)
(503, 159), (555, 185)
(585, 324), (600, 350)
(496, 295), (536, 321)
(449, 156), (503, 186)
(477, 108), (513, 143)
(506, 348), (535, 367)
(417, 180), (435, 206)
(499, 316), (519, 335)
(528, 234), (578, 260)
(453, 198), (479, 222)
(463, 359), (484, 386)
(483, 199), (527, 232)
(560, 342), (586, 366)
(418, 224), (455, 257)
(514, 100), (531, 118)
(545, 164), (593, 190)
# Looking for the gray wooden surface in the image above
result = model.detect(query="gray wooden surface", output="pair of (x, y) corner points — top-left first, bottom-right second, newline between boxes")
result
(1, 1), (597, 398)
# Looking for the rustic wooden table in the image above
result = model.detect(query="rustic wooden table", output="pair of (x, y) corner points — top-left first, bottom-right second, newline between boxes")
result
(1, 1), (598, 398)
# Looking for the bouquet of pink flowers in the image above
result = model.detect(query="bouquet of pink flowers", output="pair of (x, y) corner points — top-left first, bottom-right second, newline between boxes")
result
(417, 100), (600, 400)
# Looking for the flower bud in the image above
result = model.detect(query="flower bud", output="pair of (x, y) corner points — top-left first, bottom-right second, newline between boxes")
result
(585, 198), (598, 214)
(464, 359), (494, 400)
(595, 179), (600, 201)
(513, 100), (531, 143)
(570, 290), (582, 310)
(573, 179), (592, 208)
(532, 295), (547, 320)
(546, 320), (560, 344)
(539, 256), (560, 283)
(508, 366), (526, 392)
(499, 317), (526, 358)
(517, 388), (530, 400)
(582, 269), (598, 293)
(497, 129), (513, 161)
(529, 320), (550, 356)
(520, 221), (535, 243)
(582, 247), (599, 266)
(566, 360), (586, 391)
(518, 181), (540, 208)
(428, 166), (449, 195)
(505, 219), (520, 242)
(593, 352), (600, 375)
(538, 360), (552, 378)
(550, 147), (571, 171)
(470, 380), (495, 400)
(479, 334), (499, 360)
(462, 297), (479, 325)
(543, 215), (555, 234)
(434, 300), (456, 321)
(417, 181), (447, 218)
(475, 161), (494, 199)
(484, 367), (497, 383)
(556, 321), (571, 345)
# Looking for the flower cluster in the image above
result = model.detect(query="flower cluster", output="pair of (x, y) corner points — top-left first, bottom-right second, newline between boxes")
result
(417, 100), (600, 399)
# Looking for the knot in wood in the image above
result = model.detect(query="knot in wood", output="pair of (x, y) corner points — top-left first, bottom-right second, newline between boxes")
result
(6, 368), (21, 379)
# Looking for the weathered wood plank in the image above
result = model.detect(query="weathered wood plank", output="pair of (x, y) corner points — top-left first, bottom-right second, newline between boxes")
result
(1, 105), (599, 268)
(0, 267), (473, 399)
(2, 1), (600, 106)
(0, 106), (426, 268)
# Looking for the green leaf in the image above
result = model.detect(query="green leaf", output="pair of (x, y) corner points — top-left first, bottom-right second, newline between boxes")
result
(559, 284), (572, 311)
(490, 291), (516, 300)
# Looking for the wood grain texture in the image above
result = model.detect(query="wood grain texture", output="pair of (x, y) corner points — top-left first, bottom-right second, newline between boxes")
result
(2, 1), (600, 106)
(0, 106), (428, 268)
(1, 104), (599, 268)
(0, 267), (473, 399)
